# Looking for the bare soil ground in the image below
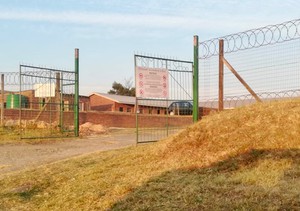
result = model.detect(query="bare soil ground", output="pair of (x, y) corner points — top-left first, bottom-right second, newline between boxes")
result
(0, 129), (136, 177)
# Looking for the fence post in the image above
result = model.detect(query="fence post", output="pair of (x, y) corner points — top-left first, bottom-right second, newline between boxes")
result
(193, 35), (199, 122)
(55, 72), (61, 130)
(19, 65), (22, 134)
(219, 39), (224, 111)
(74, 48), (79, 137)
(134, 55), (139, 145)
(1, 74), (4, 126)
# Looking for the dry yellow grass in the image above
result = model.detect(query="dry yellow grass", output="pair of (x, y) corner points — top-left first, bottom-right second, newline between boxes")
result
(162, 99), (300, 166)
(1, 99), (300, 210)
(0, 126), (76, 144)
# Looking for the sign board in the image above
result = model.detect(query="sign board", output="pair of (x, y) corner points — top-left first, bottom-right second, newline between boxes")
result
(135, 66), (169, 98)
(34, 83), (55, 97)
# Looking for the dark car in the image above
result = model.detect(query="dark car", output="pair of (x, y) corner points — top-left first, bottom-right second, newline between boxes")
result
(168, 101), (193, 115)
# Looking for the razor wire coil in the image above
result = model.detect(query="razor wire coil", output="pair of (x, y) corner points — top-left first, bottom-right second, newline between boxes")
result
(199, 19), (300, 59)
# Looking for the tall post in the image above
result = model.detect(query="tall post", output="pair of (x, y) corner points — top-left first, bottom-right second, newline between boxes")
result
(60, 74), (64, 132)
(1, 74), (4, 126)
(55, 72), (61, 130)
(166, 60), (169, 136)
(19, 65), (22, 138)
(193, 35), (199, 122)
(74, 48), (79, 137)
(219, 39), (224, 111)
(134, 55), (138, 145)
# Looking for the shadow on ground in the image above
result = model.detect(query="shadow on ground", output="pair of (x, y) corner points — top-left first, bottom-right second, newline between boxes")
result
(110, 149), (300, 210)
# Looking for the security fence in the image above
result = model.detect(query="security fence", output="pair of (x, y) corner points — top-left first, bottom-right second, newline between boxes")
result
(197, 19), (300, 110)
(135, 55), (193, 143)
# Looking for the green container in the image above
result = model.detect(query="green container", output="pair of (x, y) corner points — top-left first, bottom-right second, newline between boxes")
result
(6, 94), (28, 109)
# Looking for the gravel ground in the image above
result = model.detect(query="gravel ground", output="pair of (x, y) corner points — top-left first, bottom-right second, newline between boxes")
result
(0, 131), (136, 177)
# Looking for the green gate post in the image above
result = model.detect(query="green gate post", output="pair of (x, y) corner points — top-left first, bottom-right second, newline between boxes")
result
(74, 48), (79, 137)
(134, 55), (138, 145)
(1, 74), (4, 126)
(193, 35), (199, 122)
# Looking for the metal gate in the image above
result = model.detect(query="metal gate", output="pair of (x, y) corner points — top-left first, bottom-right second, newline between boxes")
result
(19, 64), (78, 139)
(135, 55), (193, 143)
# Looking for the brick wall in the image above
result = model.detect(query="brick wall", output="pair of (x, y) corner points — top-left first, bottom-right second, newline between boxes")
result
(137, 114), (192, 128)
(84, 111), (136, 127)
(83, 111), (192, 128)
(2, 105), (216, 130)
(3, 109), (75, 125)
(2, 109), (192, 128)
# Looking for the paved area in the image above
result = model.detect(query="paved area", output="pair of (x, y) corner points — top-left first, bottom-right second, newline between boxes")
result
(0, 131), (136, 176)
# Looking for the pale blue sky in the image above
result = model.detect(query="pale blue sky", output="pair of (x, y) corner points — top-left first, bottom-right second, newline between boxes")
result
(0, 0), (299, 95)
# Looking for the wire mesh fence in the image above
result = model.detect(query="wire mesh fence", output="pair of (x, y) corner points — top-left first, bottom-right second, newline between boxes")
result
(0, 65), (77, 139)
(198, 19), (300, 109)
(135, 55), (193, 143)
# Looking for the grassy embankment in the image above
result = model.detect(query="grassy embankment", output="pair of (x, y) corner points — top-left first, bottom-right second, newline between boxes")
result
(1, 99), (300, 210)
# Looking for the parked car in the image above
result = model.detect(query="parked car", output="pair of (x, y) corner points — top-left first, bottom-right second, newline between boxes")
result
(168, 101), (193, 115)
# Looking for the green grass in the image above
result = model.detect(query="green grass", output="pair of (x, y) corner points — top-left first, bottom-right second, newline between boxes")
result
(1, 99), (300, 210)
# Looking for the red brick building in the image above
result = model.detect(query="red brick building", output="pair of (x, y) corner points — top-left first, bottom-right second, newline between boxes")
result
(89, 93), (167, 115)
(90, 93), (136, 112)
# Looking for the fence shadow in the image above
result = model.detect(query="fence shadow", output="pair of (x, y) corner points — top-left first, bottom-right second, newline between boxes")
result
(109, 148), (300, 210)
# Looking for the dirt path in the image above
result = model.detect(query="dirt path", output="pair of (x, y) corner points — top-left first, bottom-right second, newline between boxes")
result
(0, 131), (136, 176)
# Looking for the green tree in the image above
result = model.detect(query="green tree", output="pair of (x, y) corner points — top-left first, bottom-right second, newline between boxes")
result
(108, 78), (136, 96)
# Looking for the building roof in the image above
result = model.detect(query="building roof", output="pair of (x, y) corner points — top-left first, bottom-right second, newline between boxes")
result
(90, 93), (175, 107)
(90, 93), (136, 105)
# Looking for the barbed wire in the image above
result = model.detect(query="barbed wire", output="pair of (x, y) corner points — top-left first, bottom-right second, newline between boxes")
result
(0, 72), (20, 85)
(0, 65), (76, 94)
(199, 19), (300, 59)
(201, 89), (300, 108)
